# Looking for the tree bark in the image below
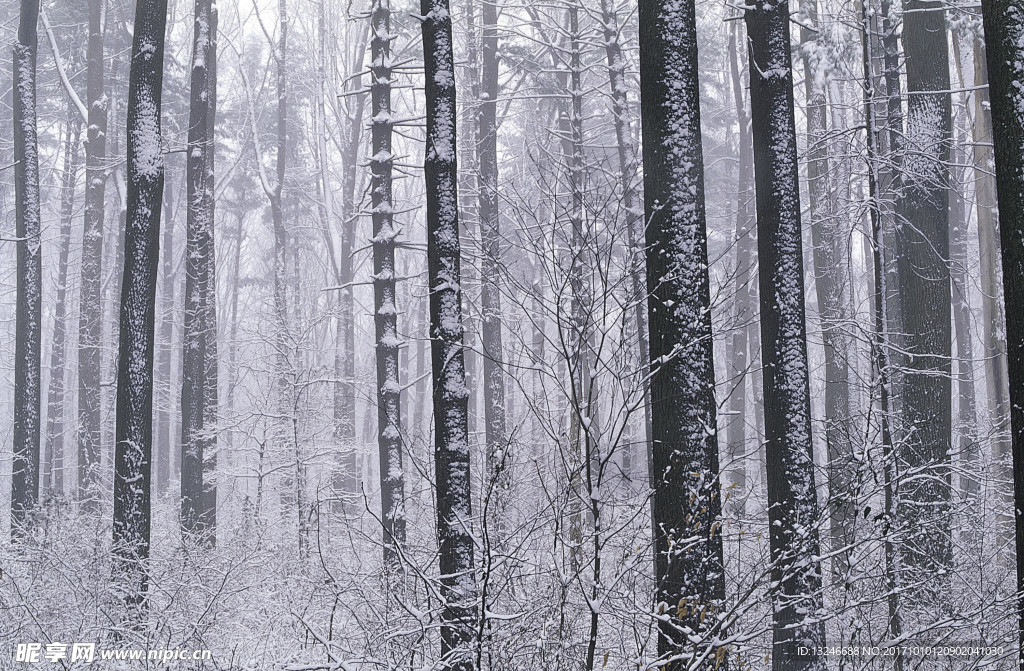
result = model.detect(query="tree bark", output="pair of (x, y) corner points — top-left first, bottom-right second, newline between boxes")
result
(12, 0), (42, 537)
(113, 0), (169, 615)
(78, 0), (107, 510)
(422, 0), (478, 665)
(370, 0), (405, 566)
(895, 0), (954, 590)
(978, 0), (1024, 659)
(638, 0), (726, 666)
(180, 0), (218, 545)
(744, 0), (827, 665)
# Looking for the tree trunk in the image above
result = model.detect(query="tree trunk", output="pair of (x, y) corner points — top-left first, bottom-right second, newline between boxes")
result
(422, 0), (478, 665)
(476, 0), (508, 537)
(370, 0), (405, 566)
(744, 0), (827, 665)
(113, 0), (169, 615)
(799, 0), (854, 575)
(78, 0), (107, 510)
(45, 116), (82, 497)
(12, 0), (42, 536)
(180, 0), (218, 545)
(895, 0), (954, 591)
(156, 154), (176, 495)
(638, 0), (726, 666)
(978, 0), (1024, 657)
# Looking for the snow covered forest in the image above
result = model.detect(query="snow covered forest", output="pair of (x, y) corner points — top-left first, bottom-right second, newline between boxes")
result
(2, 0), (1024, 667)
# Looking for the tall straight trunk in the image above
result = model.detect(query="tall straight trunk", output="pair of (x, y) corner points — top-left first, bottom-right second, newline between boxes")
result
(860, 4), (903, 663)
(895, 0), (954, 587)
(948, 131), (979, 503)
(370, 0), (405, 566)
(726, 21), (754, 515)
(978, 0), (1024, 658)
(156, 157), (176, 495)
(45, 116), (82, 496)
(969, 38), (1012, 532)
(113, 0), (168, 614)
(599, 0), (648, 486)
(11, 0), (42, 536)
(422, 0), (478, 665)
(744, 0), (826, 666)
(180, 0), (218, 544)
(477, 0), (508, 530)
(79, 0), (107, 509)
(638, 1), (726, 667)
(799, 0), (854, 574)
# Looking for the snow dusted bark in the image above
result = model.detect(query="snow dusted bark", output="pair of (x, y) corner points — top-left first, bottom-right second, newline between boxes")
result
(113, 0), (169, 612)
(978, 0), (1024, 658)
(743, 0), (827, 665)
(180, 0), (218, 544)
(369, 0), (406, 566)
(79, 0), (107, 510)
(638, 0), (726, 666)
(894, 0), (954, 590)
(799, 0), (854, 576)
(12, 0), (42, 537)
(476, 0), (508, 533)
(422, 0), (479, 665)
(156, 164), (176, 495)
(45, 117), (82, 496)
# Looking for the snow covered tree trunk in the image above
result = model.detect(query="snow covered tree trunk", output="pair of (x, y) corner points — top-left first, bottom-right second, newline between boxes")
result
(180, 0), (218, 545)
(370, 0), (405, 566)
(744, 0), (827, 665)
(979, 0), (1024, 659)
(638, 0), (726, 666)
(476, 0), (508, 536)
(894, 0), (953, 592)
(156, 159), (176, 495)
(113, 0), (169, 613)
(45, 116), (82, 496)
(725, 21), (754, 516)
(11, 0), (42, 537)
(78, 0), (107, 510)
(799, 0), (854, 576)
(422, 0), (479, 665)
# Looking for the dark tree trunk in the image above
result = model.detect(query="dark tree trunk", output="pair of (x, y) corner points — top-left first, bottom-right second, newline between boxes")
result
(45, 116), (82, 497)
(79, 0), (107, 510)
(799, 0), (854, 575)
(638, 0), (726, 666)
(180, 0), (218, 545)
(978, 0), (1024, 659)
(476, 0), (508, 528)
(370, 0), (405, 566)
(422, 0), (478, 665)
(12, 0), (42, 537)
(895, 0), (954, 590)
(112, 0), (168, 614)
(744, 0), (827, 666)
